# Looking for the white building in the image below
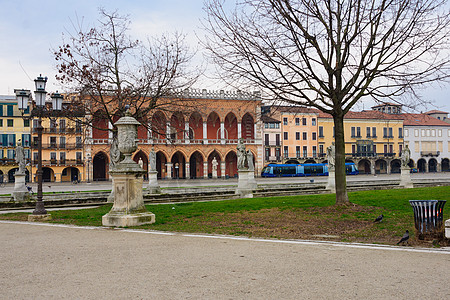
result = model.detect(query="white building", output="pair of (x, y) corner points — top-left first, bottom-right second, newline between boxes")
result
(402, 113), (450, 172)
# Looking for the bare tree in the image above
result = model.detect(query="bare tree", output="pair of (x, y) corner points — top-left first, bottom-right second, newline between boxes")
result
(203, 0), (450, 204)
(54, 8), (200, 137)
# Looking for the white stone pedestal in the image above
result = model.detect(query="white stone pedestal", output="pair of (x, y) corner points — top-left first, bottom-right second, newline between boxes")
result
(13, 173), (30, 202)
(445, 219), (450, 239)
(103, 164), (155, 227)
(212, 169), (218, 179)
(147, 171), (161, 194)
(107, 177), (115, 203)
(399, 166), (413, 188)
(236, 170), (257, 198)
(326, 168), (336, 193)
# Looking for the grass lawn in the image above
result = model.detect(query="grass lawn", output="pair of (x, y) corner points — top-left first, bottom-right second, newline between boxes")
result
(1, 186), (449, 247)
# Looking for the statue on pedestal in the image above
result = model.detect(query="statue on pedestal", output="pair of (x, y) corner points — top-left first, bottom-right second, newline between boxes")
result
(149, 148), (156, 171)
(401, 145), (411, 167)
(15, 140), (26, 175)
(326, 144), (335, 168)
(247, 150), (254, 171)
(237, 138), (248, 170)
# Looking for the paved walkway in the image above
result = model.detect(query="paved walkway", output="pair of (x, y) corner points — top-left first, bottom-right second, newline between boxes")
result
(1, 221), (449, 299)
(1, 172), (449, 195)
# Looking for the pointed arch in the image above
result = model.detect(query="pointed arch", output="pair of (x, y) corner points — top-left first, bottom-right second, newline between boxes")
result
(189, 151), (204, 179)
(93, 151), (109, 181)
(207, 111), (221, 140)
(170, 112), (186, 140)
(189, 112), (203, 140)
(241, 113), (255, 140)
(151, 111), (167, 140)
(224, 112), (238, 140)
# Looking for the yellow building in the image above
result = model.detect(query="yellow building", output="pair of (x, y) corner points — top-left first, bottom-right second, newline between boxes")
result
(318, 110), (404, 174)
(30, 106), (85, 183)
(0, 95), (32, 183)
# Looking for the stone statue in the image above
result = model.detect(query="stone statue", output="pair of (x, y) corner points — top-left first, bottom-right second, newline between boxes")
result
(246, 150), (254, 171)
(138, 157), (144, 169)
(110, 136), (121, 167)
(237, 138), (248, 170)
(149, 148), (156, 171)
(326, 144), (335, 168)
(15, 140), (26, 174)
(401, 145), (411, 167)
(212, 157), (218, 172)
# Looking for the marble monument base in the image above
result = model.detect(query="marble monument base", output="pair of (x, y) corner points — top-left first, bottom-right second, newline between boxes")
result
(445, 219), (450, 239)
(326, 168), (336, 193)
(236, 169), (257, 198)
(28, 214), (52, 222)
(13, 173), (30, 202)
(103, 170), (155, 227)
(399, 166), (413, 188)
(147, 171), (161, 194)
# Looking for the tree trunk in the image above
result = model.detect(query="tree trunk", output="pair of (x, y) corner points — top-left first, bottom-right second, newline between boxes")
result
(333, 114), (349, 204)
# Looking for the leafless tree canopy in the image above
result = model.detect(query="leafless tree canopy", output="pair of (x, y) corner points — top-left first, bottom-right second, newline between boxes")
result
(204, 0), (450, 113)
(54, 8), (200, 132)
(203, 0), (450, 204)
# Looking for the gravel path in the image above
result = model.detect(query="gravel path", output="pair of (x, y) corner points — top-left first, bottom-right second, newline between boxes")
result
(1, 222), (449, 299)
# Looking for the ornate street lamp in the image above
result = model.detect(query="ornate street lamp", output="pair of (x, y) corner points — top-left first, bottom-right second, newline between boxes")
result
(16, 75), (62, 219)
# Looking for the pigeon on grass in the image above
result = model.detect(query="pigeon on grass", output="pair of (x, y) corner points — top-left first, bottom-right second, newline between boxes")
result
(373, 214), (383, 223)
(397, 230), (409, 245)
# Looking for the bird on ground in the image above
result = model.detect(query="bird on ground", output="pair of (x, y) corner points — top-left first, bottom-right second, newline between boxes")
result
(373, 214), (384, 223)
(397, 230), (409, 245)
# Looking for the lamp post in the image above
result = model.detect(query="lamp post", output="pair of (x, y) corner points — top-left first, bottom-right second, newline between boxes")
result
(16, 75), (62, 219)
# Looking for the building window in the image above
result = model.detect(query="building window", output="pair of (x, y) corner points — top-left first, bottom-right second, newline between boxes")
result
(438, 129), (442, 137)
(415, 129), (419, 137)
(283, 117), (288, 125)
(23, 119), (30, 127)
(50, 152), (57, 164)
(373, 145), (377, 154)
(356, 127), (361, 138)
(264, 123), (268, 129)
(0, 105), (3, 116)
(295, 118), (300, 126)
(76, 136), (82, 148)
(264, 134), (269, 146)
(312, 132), (317, 140)
(50, 137), (57, 148)
(0, 119), (2, 127)
(302, 118), (307, 126)
(7, 119), (13, 127)
(383, 127), (387, 138)
(302, 132), (307, 140)
(384, 144), (388, 154)
(76, 152), (82, 163)
(312, 146), (317, 157)
(405, 129), (409, 137)
(352, 144), (356, 154)
(265, 148), (270, 161)
(431, 129), (435, 137)
(276, 134), (280, 146)
(76, 120), (82, 133)
(33, 152), (38, 163)
(319, 145), (324, 156)
(22, 134), (31, 146)
(372, 127), (377, 138)
(296, 132), (300, 140)
(388, 128), (393, 138)
(283, 132), (288, 140)
(366, 127), (371, 138)
(60, 152), (66, 163)
(421, 129), (425, 137)
(275, 148), (281, 160)
(399, 128), (403, 138)
(60, 137), (66, 149)
(312, 118), (316, 126)
(351, 127), (356, 137)
(59, 119), (66, 133)
(303, 146), (307, 157)
(7, 149), (15, 159)
(296, 146), (300, 158)
(319, 126), (324, 138)
(7, 105), (13, 116)
(284, 146), (289, 158)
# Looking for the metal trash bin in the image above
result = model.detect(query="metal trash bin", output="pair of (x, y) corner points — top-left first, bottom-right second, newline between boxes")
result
(409, 200), (446, 238)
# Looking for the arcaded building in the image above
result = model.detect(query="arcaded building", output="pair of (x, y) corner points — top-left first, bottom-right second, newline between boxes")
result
(87, 90), (262, 181)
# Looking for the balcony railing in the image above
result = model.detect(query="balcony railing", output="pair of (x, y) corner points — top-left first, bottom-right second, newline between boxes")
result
(32, 159), (84, 166)
(93, 138), (259, 145)
(264, 141), (281, 146)
(31, 143), (83, 150)
(420, 151), (440, 157)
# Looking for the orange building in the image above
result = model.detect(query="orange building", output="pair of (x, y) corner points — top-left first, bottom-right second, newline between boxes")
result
(87, 90), (262, 181)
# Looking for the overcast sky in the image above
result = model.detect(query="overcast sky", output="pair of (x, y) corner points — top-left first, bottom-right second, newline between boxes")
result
(0, 0), (448, 113)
